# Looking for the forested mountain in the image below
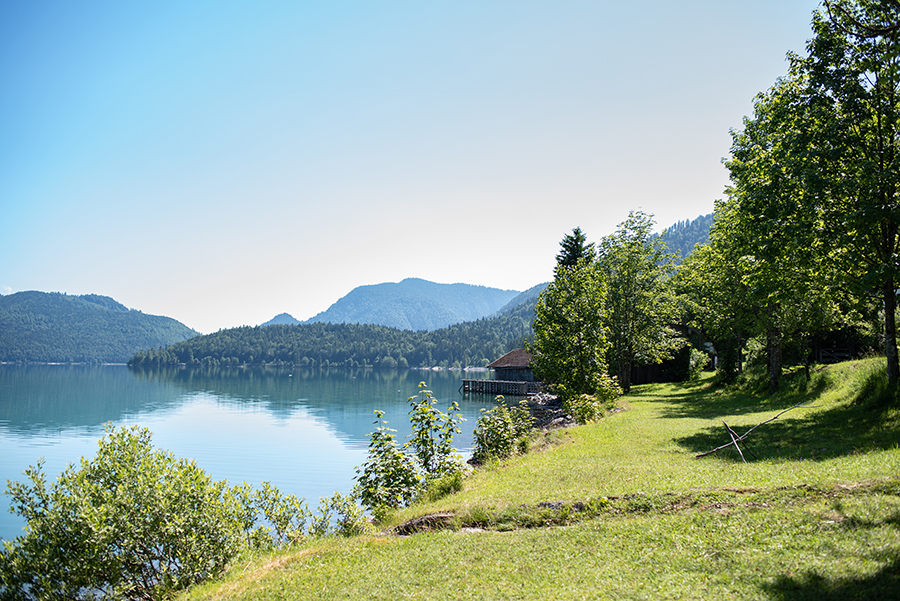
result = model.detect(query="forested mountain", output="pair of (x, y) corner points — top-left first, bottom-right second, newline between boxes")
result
(492, 283), (547, 316)
(304, 278), (521, 331)
(657, 213), (713, 263)
(130, 289), (539, 369)
(0, 291), (198, 363)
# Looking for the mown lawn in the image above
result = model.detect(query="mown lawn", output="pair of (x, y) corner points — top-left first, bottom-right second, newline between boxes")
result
(183, 359), (900, 600)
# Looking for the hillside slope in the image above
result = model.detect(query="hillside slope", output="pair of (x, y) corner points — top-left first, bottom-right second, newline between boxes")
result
(0, 291), (198, 363)
(183, 359), (900, 600)
(657, 212), (713, 263)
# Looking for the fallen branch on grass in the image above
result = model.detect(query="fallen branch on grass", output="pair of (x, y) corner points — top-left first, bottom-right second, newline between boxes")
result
(696, 399), (811, 460)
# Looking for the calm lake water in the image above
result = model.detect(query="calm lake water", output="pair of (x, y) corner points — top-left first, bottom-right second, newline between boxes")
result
(0, 364), (505, 541)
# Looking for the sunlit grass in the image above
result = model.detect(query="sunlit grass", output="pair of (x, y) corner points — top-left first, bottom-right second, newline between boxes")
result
(182, 358), (900, 600)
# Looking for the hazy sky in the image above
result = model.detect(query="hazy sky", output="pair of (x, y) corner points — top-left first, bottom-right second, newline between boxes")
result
(2, 0), (821, 333)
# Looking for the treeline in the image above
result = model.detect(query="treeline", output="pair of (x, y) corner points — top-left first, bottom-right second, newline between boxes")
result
(528, 1), (900, 398)
(129, 292), (539, 369)
(673, 2), (900, 392)
(0, 291), (198, 363)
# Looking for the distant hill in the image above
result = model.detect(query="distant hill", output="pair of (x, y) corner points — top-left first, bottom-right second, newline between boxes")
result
(130, 283), (541, 369)
(0, 291), (198, 363)
(657, 213), (713, 263)
(304, 278), (521, 331)
(262, 313), (301, 326)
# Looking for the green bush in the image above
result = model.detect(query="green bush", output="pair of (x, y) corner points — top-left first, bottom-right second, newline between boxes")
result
(253, 481), (311, 546)
(688, 347), (709, 380)
(310, 492), (370, 538)
(472, 397), (533, 464)
(0, 425), (372, 600)
(406, 382), (466, 482)
(353, 410), (421, 518)
(354, 383), (466, 517)
(563, 390), (618, 425)
(0, 425), (244, 600)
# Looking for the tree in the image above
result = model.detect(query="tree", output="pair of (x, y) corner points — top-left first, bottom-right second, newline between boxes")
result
(529, 255), (614, 397)
(675, 238), (751, 382)
(596, 211), (682, 392)
(555, 227), (595, 270)
(722, 72), (843, 391)
(802, 1), (900, 385)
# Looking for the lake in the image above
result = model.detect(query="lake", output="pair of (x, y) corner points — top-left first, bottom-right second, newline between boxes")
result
(0, 364), (505, 541)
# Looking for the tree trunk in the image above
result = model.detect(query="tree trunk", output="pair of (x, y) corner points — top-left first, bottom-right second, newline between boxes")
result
(767, 327), (782, 394)
(884, 281), (899, 387)
(618, 357), (632, 393)
(803, 335), (811, 382)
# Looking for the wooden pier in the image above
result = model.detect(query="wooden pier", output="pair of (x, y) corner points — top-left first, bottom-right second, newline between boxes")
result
(461, 379), (541, 395)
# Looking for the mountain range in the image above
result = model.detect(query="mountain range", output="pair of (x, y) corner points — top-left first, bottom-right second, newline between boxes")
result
(4, 214), (713, 364)
(261, 214), (713, 331)
(130, 283), (545, 369)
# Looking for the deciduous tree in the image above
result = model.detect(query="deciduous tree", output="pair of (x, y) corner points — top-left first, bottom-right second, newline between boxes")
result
(596, 211), (682, 392)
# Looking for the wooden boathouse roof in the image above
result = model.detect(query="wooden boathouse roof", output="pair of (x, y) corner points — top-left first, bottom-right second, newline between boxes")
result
(487, 348), (532, 369)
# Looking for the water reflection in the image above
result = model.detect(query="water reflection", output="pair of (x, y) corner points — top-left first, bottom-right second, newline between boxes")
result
(0, 364), (504, 541)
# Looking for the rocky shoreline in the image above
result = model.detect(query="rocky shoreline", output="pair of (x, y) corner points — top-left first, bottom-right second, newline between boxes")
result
(524, 392), (576, 430)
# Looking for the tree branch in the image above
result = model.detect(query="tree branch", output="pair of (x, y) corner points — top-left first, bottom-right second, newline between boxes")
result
(696, 399), (812, 459)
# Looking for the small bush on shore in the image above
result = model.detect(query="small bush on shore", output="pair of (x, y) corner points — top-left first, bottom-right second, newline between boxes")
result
(472, 397), (533, 464)
(0, 425), (367, 600)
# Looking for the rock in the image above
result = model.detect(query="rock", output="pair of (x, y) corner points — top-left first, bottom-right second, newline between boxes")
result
(524, 392), (575, 430)
(393, 512), (455, 535)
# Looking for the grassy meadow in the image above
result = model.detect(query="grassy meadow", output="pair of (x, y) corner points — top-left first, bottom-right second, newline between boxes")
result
(182, 358), (900, 600)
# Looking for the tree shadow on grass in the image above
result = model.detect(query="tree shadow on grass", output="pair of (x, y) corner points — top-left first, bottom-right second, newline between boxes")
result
(672, 364), (900, 461)
(646, 366), (836, 421)
(762, 506), (900, 600)
(762, 560), (900, 601)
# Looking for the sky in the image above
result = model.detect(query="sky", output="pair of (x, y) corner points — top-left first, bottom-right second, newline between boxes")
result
(2, 0), (823, 334)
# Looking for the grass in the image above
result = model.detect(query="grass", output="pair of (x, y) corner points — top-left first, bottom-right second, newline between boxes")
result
(181, 358), (900, 600)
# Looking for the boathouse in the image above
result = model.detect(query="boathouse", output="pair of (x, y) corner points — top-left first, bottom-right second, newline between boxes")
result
(487, 348), (535, 381)
(461, 349), (540, 395)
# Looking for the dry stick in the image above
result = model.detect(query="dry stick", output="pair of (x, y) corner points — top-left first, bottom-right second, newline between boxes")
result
(722, 420), (746, 463)
(696, 399), (812, 459)
(723, 422), (759, 459)
(724, 421), (758, 460)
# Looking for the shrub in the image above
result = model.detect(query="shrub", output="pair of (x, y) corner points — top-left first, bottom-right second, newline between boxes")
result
(0, 425), (244, 600)
(406, 382), (466, 482)
(354, 383), (466, 516)
(472, 397), (533, 464)
(688, 347), (710, 380)
(353, 410), (421, 517)
(310, 492), (369, 538)
(254, 481), (311, 546)
(1, 426), (374, 600)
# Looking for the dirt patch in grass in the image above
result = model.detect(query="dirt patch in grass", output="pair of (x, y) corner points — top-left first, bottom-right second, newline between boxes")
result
(208, 551), (315, 601)
(392, 477), (900, 535)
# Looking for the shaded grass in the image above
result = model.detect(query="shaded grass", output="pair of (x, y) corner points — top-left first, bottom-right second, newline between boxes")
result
(182, 359), (900, 600)
(675, 360), (900, 463)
